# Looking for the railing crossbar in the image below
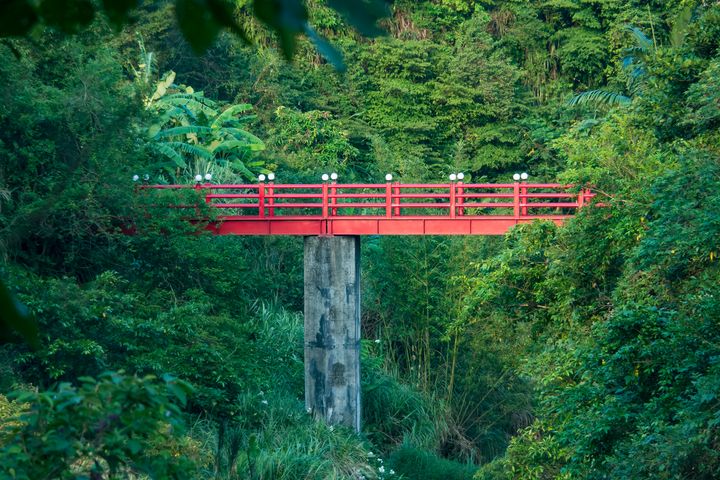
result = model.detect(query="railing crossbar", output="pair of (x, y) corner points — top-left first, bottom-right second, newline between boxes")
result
(140, 183), (593, 222)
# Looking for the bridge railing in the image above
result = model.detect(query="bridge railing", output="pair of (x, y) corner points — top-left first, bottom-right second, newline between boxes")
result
(139, 182), (595, 219)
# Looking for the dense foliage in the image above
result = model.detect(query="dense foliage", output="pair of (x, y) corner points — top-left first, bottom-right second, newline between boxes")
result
(1, 0), (719, 479)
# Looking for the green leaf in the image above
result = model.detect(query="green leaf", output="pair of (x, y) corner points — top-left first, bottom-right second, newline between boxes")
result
(38, 0), (95, 33)
(224, 128), (264, 145)
(0, 0), (38, 36)
(175, 0), (221, 53)
(163, 141), (214, 160)
(205, 0), (251, 44)
(101, 0), (138, 28)
(325, 0), (388, 37)
(304, 24), (345, 72)
(153, 125), (213, 139)
(148, 124), (162, 138)
(253, 0), (308, 59)
(568, 89), (631, 107)
(248, 433), (260, 457)
(213, 140), (265, 154)
(229, 160), (256, 178)
(166, 382), (187, 406)
(0, 280), (39, 349)
(211, 104), (254, 128)
(151, 144), (189, 168)
(670, 6), (693, 49)
(625, 26), (653, 52)
(127, 438), (142, 455)
(161, 93), (218, 115)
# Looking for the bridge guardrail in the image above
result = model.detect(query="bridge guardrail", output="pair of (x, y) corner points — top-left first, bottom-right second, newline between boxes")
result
(139, 182), (595, 219)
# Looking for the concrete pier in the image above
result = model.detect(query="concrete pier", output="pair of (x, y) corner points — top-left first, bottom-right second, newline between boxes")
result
(303, 236), (361, 432)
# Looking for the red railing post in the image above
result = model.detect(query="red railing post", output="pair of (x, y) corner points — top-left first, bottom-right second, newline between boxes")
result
(268, 181), (275, 217)
(331, 181), (337, 216)
(521, 182), (528, 216)
(322, 182), (329, 219)
(457, 181), (464, 216)
(513, 182), (520, 219)
(201, 184), (210, 205)
(258, 181), (265, 218)
(577, 188), (586, 210)
(393, 183), (400, 216)
(194, 183), (203, 216)
(449, 182), (456, 219)
(385, 181), (392, 218)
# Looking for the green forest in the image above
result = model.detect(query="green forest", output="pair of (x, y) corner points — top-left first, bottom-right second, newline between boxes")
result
(1, 0), (720, 478)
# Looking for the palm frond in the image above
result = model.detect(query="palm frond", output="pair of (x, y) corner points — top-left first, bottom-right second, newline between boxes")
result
(149, 144), (187, 168)
(229, 160), (256, 179)
(224, 128), (265, 146)
(211, 104), (254, 128)
(212, 140), (266, 154)
(670, 6), (693, 49)
(157, 105), (196, 126)
(161, 141), (214, 160)
(159, 94), (218, 115)
(568, 89), (631, 107)
(153, 126), (213, 140)
(625, 26), (653, 52)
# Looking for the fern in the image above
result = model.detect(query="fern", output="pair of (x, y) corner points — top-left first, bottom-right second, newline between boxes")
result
(568, 89), (631, 107)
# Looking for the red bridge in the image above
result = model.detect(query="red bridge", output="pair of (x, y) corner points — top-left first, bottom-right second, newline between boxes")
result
(140, 181), (594, 236)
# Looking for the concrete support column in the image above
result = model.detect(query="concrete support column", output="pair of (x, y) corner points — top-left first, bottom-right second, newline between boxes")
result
(304, 236), (361, 432)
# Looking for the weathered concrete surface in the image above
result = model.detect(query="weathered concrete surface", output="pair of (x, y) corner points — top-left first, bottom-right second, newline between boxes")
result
(304, 236), (361, 432)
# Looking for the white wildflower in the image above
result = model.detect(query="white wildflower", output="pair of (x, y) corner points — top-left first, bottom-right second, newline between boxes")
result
(378, 466), (385, 473)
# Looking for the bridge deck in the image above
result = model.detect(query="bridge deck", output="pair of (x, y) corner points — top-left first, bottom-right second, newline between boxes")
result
(139, 182), (593, 236)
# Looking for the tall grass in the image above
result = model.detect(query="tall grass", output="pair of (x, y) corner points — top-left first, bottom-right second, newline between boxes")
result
(389, 444), (477, 480)
(193, 302), (473, 479)
(362, 365), (449, 453)
(196, 303), (377, 479)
